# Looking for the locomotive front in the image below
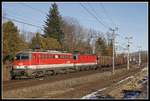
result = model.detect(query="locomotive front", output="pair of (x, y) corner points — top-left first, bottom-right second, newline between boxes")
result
(11, 52), (32, 79)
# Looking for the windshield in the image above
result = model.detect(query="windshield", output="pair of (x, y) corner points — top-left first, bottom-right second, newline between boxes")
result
(16, 53), (31, 60)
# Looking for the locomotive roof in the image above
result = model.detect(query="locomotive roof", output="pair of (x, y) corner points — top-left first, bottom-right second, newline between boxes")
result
(17, 51), (72, 55)
(16, 50), (95, 55)
(32, 51), (72, 55)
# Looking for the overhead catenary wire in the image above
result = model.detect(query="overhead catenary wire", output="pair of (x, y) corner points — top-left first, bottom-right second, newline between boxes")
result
(18, 3), (47, 15)
(87, 3), (111, 28)
(3, 16), (44, 30)
(79, 3), (111, 29)
(3, 3), (64, 32)
(4, 12), (40, 26)
(99, 3), (116, 27)
(16, 3), (69, 34)
(5, 9), (44, 24)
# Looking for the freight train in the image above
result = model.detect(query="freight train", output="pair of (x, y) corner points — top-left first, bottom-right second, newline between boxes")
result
(10, 50), (128, 79)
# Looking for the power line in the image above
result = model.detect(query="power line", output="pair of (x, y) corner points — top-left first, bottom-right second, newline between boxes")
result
(5, 13), (36, 25)
(3, 16), (44, 30)
(87, 4), (111, 28)
(15, 3), (69, 34)
(5, 9), (43, 24)
(79, 3), (111, 29)
(19, 3), (47, 15)
(99, 3), (116, 27)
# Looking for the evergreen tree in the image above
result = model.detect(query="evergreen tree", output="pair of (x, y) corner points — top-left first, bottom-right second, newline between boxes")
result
(44, 3), (64, 46)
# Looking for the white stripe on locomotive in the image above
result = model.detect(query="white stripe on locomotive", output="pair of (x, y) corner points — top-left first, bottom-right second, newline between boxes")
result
(14, 62), (97, 69)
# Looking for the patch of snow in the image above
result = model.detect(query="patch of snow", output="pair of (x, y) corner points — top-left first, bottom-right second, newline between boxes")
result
(117, 76), (134, 85)
(81, 87), (107, 99)
(98, 87), (107, 92)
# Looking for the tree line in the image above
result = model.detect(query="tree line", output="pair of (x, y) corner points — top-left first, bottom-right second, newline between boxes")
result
(2, 3), (113, 62)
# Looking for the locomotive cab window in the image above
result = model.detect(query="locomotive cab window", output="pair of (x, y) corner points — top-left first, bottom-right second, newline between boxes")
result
(15, 53), (31, 60)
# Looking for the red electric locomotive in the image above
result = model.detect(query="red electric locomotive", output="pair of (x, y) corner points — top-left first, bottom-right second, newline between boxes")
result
(11, 50), (97, 79)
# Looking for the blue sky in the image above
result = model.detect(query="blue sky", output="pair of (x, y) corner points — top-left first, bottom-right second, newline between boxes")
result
(2, 2), (148, 53)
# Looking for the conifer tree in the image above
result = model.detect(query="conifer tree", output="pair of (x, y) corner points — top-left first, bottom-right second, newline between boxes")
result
(44, 3), (64, 46)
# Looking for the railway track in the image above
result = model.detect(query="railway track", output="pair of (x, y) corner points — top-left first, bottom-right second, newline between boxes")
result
(3, 64), (144, 91)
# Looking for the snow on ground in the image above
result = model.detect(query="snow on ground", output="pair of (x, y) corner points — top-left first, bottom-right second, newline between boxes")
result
(81, 66), (148, 99)
(81, 87), (107, 99)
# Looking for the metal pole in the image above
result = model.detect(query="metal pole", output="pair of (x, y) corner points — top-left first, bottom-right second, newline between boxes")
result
(92, 38), (95, 54)
(138, 46), (141, 67)
(109, 27), (118, 74)
(112, 32), (115, 74)
(110, 28), (117, 74)
(125, 37), (132, 70)
(127, 44), (129, 70)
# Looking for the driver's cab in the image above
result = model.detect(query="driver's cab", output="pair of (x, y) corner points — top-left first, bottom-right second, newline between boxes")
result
(15, 52), (32, 61)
